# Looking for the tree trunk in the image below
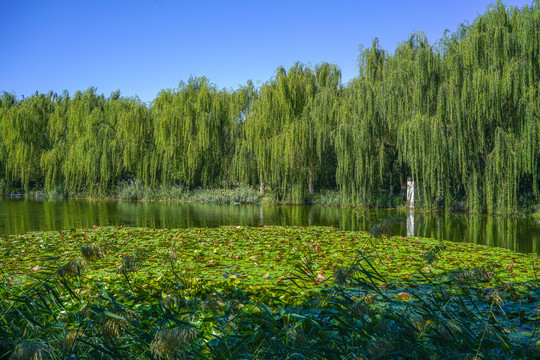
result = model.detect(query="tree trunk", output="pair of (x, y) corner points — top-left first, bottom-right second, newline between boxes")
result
(389, 171), (393, 197)
(400, 162), (406, 200)
(407, 177), (415, 209)
(388, 154), (397, 197)
(259, 173), (265, 196)
(308, 168), (314, 197)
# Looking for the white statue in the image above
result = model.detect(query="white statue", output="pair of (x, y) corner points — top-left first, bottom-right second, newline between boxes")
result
(407, 177), (415, 209)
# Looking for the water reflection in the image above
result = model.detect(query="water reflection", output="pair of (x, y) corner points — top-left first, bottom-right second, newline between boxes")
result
(0, 198), (538, 253)
(407, 209), (415, 237)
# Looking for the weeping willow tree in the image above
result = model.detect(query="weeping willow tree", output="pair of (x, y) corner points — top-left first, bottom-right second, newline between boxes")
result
(309, 63), (342, 192)
(40, 91), (70, 191)
(238, 62), (340, 203)
(111, 93), (154, 185)
(38, 89), (153, 193)
(398, 2), (540, 213)
(230, 81), (259, 186)
(58, 88), (119, 192)
(336, 39), (391, 205)
(335, 1), (538, 213)
(240, 63), (314, 201)
(400, 3), (540, 213)
(152, 77), (247, 188)
(394, 33), (444, 208)
(477, 2), (540, 213)
(0, 93), (17, 186)
(0, 92), (53, 190)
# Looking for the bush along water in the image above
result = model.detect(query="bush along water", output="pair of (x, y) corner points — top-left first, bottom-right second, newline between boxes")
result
(0, 179), (11, 196)
(0, 225), (538, 359)
(115, 181), (262, 204)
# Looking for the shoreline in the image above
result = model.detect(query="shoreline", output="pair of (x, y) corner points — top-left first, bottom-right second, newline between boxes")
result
(2, 187), (539, 216)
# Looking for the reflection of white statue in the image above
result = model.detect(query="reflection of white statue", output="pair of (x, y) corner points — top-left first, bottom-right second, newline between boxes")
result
(407, 209), (415, 237)
(259, 206), (264, 226)
(407, 177), (415, 209)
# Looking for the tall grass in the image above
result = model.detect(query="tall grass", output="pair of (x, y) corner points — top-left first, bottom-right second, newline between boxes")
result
(116, 179), (158, 201)
(45, 185), (69, 199)
(116, 181), (262, 204)
(310, 190), (342, 206)
(187, 187), (261, 204)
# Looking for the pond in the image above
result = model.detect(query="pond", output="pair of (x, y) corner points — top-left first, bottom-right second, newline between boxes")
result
(1, 197), (538, 253)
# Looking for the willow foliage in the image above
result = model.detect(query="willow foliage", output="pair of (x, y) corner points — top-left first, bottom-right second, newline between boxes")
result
(59, 88), (117, 192)
(435, 2), (540, 213)
(239, 62), (340, 203)
(336, 40), (387, 204)
(0, 92), (52, 190)
(336, 3), (539, 212)
(152, 77), (249, 188)
(0, 2), (538, 213)
(0, 92), (17, 185)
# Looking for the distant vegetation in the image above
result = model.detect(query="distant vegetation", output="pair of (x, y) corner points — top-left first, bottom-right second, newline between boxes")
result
(0, 2), (538, 213)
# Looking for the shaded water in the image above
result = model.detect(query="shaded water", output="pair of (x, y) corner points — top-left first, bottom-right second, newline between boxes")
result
(0, 198), (538, 253)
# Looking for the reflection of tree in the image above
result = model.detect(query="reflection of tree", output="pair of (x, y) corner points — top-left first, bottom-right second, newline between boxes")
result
(1, 199), (537, 253)
(407, 210), (415, 236)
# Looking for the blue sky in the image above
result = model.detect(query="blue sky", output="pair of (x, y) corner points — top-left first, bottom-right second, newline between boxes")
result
(0, 0), (534, 103)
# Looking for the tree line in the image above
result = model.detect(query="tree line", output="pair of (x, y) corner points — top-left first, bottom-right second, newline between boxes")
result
(1, 2), (538, 213)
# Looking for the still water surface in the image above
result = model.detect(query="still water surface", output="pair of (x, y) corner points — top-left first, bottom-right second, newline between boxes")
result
(1, 198), (538, 253)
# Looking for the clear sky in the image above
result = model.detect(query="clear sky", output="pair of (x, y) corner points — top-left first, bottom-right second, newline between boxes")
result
(0, 0), (534, 104)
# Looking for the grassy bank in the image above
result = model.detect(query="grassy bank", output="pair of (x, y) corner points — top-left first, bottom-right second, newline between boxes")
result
(6, 183), (539, 216)
(2, 183), (264, 205)
(0, 226), (539, 359)
(115, 182), (262, 204)
(5, 182), (406, 208)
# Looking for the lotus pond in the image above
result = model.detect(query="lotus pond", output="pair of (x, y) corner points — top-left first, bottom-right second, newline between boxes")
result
(0, 226), (539, 359)
(2, 226), (539, 286)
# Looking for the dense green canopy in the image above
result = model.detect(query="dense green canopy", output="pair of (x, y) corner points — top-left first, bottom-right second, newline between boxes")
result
(1, 2), (538, 213)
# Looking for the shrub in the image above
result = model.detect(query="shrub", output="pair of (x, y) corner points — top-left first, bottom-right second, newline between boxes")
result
(0, 179), (11, 195)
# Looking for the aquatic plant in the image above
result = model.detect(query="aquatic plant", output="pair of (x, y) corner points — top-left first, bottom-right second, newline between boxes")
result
(0, 226), (538, 358)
